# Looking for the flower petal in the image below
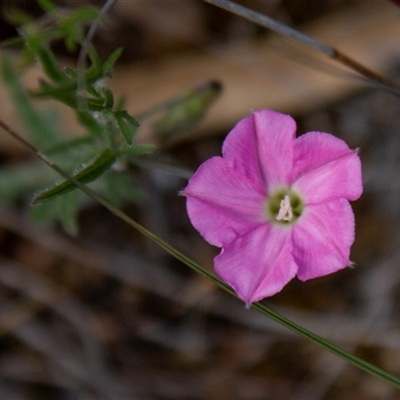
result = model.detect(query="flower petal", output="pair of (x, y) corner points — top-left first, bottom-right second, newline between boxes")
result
(214, 224), (297, 305)
(182, 156), (266, 247)
(292, 132), (362, 203)
(223, 110), (296, 193)
(292, 199), (355, 281)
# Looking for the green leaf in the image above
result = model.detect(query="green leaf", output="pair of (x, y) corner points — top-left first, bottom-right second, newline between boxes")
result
(120, 110), (139, 127)
(37, 0), (57, 13)
(115, 96), (127, 111)
(101, 171), (144, 206)
(120, 144), (157, 156)
(101, 87), (114, 109)
(0, 163), (52, 204)
(57, 190), (80, 235)
(77, 111), (103, 136)
(44, 136), (95, 156)
(69, 6), (99, 23)
(155, 81), (222, 139)
(32, 148), (116, 204)
(64, 66), (78, 80)
(102, 48), (123, 76)
(86, 47), (103, 79)
(30, 196), (60, 227)
(1, 56), (59, 147)
(37, 47), (68, 84)
(84, 83), (102, 101)
(35, 80), (78, 108)
(111, 110), (139, 145)
(114, 114), (132, 145)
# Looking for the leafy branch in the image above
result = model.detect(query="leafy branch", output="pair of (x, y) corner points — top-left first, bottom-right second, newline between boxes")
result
(0, 0), (220, 233)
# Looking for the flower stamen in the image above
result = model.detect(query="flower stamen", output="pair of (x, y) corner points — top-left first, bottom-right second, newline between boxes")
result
(276, 195), (293, 222)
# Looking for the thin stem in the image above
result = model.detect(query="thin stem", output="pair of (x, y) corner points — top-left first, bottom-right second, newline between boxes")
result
(251, 302), (400, 388)
(0, 118), (400, 389)
(76, 0), (118, 110)
(203, 0), (400, 96)
(206, 0), (333, 56)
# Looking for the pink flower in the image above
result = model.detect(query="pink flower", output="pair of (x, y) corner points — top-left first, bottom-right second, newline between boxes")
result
(182, 110), (362, 306)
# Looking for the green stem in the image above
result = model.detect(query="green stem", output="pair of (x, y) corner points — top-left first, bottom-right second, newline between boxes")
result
(0, 118), (399, 389)
(252, 302), (400, 387)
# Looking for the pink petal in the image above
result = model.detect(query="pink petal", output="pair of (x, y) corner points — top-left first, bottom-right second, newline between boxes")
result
(292, 199), (355, 281)
(214, 224), (297, 305)
(223, 110), (296, 193)
(182, 157), (266, 247)
(292, 132), (362, 203)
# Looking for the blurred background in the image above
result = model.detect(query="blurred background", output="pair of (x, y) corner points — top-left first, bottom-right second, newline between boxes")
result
(0, 0), (400, 399)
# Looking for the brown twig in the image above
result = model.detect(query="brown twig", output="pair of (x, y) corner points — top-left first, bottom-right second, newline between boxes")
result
(203, 0), (400, 97)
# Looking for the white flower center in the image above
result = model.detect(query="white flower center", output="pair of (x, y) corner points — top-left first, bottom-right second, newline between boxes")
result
(276, 195), (293, 222)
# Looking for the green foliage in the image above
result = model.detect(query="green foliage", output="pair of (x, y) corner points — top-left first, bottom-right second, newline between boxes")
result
(30, 191), (81, 235)
(0, 0), (220, 234)
(1, 56), (60, 147)
(0, 0), (146, 233)
(153, 81), (222, 141)
(32, 148), (117, 205)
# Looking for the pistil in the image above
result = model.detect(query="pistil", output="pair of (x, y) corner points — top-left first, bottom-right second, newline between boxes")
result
(276, 195), (293, 222)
